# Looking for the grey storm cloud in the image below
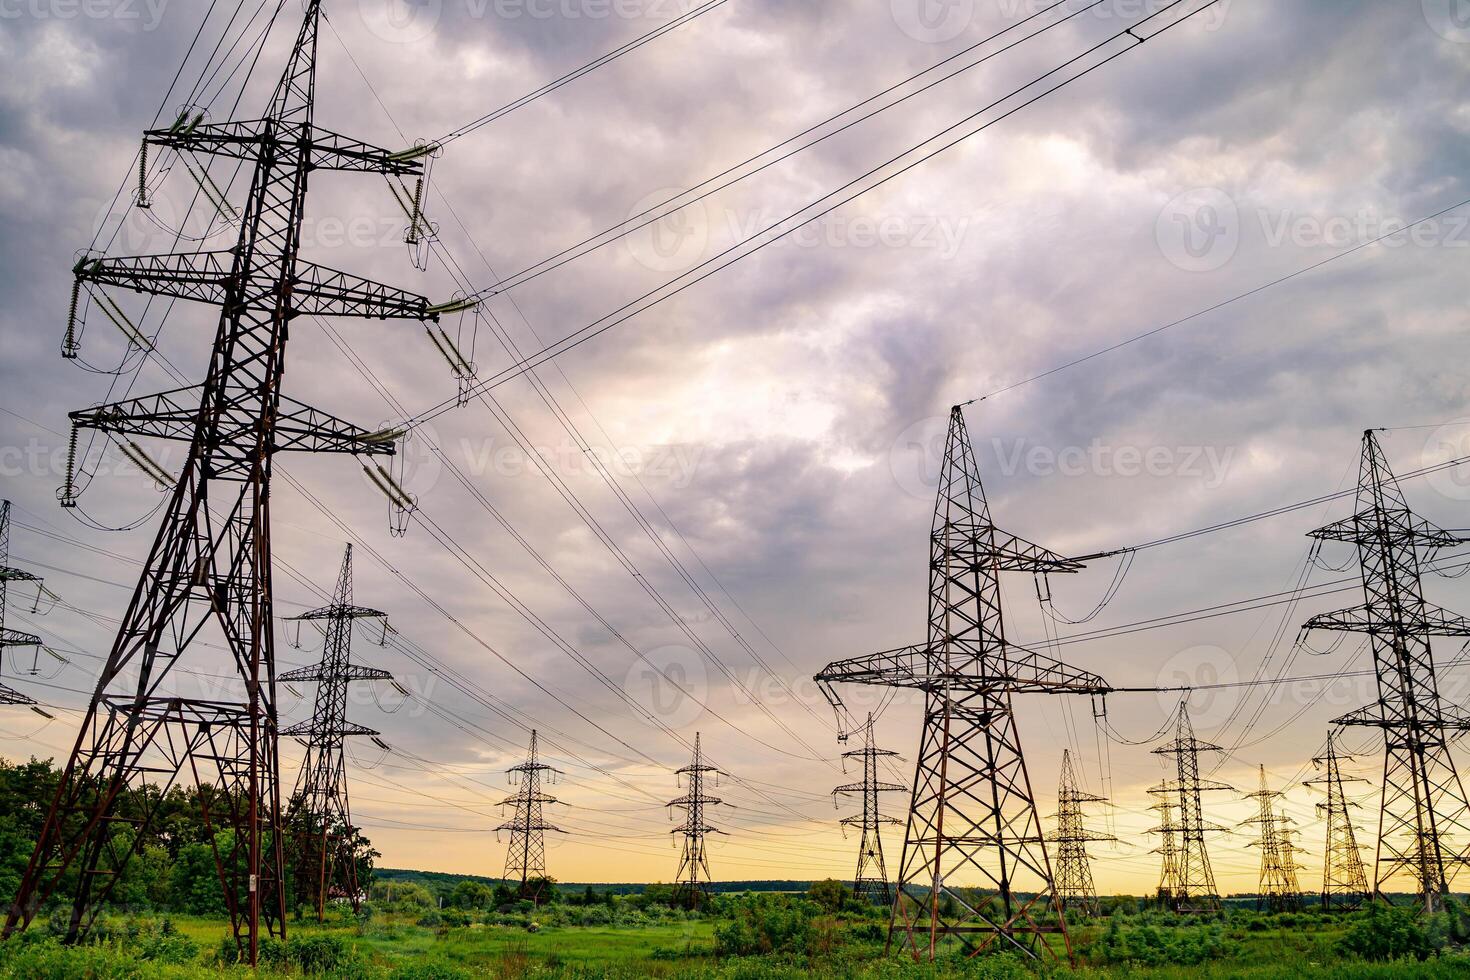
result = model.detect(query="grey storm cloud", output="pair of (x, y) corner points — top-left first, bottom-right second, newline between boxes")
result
(2, 0), (1470, 884)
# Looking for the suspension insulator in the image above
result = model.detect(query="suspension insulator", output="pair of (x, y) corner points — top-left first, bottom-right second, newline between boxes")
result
(405, 178), (424, 245)
(58, 426), (79, 508)
(137, 140), (150, 210)
(63, 279), (82, 359)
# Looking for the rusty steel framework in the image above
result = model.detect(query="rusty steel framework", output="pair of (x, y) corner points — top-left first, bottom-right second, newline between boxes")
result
(1242, 765), (1302, 913)
(668, 732), (726, 908)
(1303, 733), (1371, 910)
(0, 501), (41, 706)
(1149, 703), (1230, 913)
(1048, 749), (1114, 917)
(282, 544), (391, 919)
(833, 713), (904, 905)
(816, 404), (1110, 963)
(4, 1), (446, 963)
(497, 730), (564, 903)
(1304, 430), (1470, 914)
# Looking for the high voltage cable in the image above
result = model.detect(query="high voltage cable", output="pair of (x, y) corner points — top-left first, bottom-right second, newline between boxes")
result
(968, 194), (1470, 405)
(471, 0), (1110, 298)
(398, 0), (1221, 431)
(426, 0), (734, 146)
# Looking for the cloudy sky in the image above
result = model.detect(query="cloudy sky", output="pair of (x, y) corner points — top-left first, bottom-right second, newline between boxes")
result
(2, 0), (1470, 896)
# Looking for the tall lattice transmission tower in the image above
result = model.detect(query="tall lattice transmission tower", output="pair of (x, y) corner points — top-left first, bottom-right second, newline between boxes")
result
(1149, 703), (1230, 913)
(816, 404), (1110, 963)
(5, 1), (453, 961)
(1148, 789), (1181, 909)
(1048, 749), (1115, 917)
(0, 501), (42, 706)
(1303, 733), (1370, 910)
(497, 730), (564, 904)
(281, 544), (392, 919)
(832, 713), (904, 905)
(1303, 429), (1470, 914)
(1242, 765), (1302, 912)
(668, 732), (726, 909)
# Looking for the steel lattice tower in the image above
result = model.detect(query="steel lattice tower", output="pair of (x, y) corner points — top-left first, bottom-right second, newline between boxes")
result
(1243, 765), (1302, 912)
(497, 730), (564, 904)
(5, 1), (447, 961)
(1048, 749), (1114, 917)
(282, 544), (391, 919)
(832, 713), (904, 905)
(0, 502), (41, 706)
(1148, 790), (1181, 909)
(1149, 704), (1230, 913)
(667, 732), (726, 909)
(1303, 429), (1470, 914)
(815, 404), (1110, 963)
(1303, 733), (1370, 910)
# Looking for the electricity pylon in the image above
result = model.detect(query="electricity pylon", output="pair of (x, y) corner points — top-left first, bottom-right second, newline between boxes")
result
(281, 544), (391, 919)
(0, 501), (41, 706)
(1303, 430), (1470, 914)
(1048, 749), (1115, 917)
(667, 732), (726, 909)
(1303, 733), (1370, 910)
(1148, 790), (1181, 909)
(1242, 765), (1302, 912)
(832, 713), (904, 905)
(815, 404), (1111, 963)
(1149, 703), (1230, 912)
(496, 730), (564, 904)
(5, 1), (452, 962)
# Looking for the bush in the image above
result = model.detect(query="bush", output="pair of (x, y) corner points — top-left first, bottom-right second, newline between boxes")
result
(713, 895), (816, 957)
(133, 931), (199, 965)
(1338, 902), (1438, 962)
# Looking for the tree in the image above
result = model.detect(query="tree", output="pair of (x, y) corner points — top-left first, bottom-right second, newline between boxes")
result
(450, 879), (494, 910)
(808, 878), (851, 914)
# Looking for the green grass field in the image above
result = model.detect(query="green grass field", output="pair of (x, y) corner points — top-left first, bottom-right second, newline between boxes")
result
(1, 903), (1469, 979)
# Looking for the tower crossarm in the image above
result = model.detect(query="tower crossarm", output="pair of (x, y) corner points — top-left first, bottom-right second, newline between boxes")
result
(983, 529), (1087, 573)
(72, 391), (403, 457)
(815, 641), (1109, 696)
(833, 781), (906, 795)
(146, 120), (431, 177)
(1304, 602), (1470, 637)
(75, 252), (235, 306)
(841, 813), (901, 826)
(667, 795), (724, 808)
(1311, 511), (1468, 552)
(279, 663), (391, 684)
(287, 604), (387, 622)
(0, 628), (42, 650)
(1333, 702), (1470, 730)
(283, 719), (377, 738)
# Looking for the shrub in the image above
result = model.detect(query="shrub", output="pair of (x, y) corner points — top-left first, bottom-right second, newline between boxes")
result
(1338, 902), (1438, 962)
(713, 895), (815, 957)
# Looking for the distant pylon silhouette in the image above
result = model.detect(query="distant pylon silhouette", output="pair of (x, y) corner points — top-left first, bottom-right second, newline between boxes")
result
(1148, 790), (1181, 909)
(816, 404), (1110, 962)
(1302, 429), (1470, 914)
(1303, 733), (1370, 910)
(1242, 765), (1303, 912)
(668, 732), (726, 908)
(833, 713), (904, 905)
(1048, 749), (1115, 917)
(0, 501), (41, 706)
(497, 730), (564, 904)
(281, 544), (391, 919)
(1149, 703), (1230, 912)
